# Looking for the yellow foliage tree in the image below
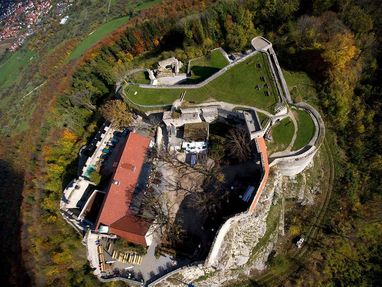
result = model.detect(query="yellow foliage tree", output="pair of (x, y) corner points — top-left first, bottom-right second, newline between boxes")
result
(322, 32), (362, 128)
(322, 32), (359, 71)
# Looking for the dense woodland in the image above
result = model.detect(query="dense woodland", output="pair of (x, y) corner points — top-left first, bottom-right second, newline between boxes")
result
(0, 0), (381, 286)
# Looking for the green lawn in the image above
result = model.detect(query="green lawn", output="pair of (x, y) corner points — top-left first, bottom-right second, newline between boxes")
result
(257, 112), (270, 127)
(0, 49), (35, 89)
(130, 70), (150, 84)
(124, 52), (279, 112)
(69, 16), (130, 60)
(268, 117), (295, 153)
(187, 49), (229, 83)
(293, 109), (315, 150)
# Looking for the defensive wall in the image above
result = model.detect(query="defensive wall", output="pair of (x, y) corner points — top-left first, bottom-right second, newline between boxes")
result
(268, 102), (325, 176)
(115, 36), (325, 286)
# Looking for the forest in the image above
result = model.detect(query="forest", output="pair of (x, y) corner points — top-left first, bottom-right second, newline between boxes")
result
(0, 0), (381, 286)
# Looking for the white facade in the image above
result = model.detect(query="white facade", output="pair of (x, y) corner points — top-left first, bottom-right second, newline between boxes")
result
(182, 141), (207, 153)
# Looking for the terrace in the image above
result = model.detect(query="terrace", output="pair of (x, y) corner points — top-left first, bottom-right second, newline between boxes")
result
(123, 51), (279, 113)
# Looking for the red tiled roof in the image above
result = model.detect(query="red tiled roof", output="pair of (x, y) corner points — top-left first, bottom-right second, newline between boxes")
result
(110, 215), (150, 246)
(96, 132), (151, 245)
(248, 137), (269, 214)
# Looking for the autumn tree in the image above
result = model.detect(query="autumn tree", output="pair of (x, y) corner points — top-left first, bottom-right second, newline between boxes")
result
(321, 32), (360, 128)
(99, 99), (133, 129)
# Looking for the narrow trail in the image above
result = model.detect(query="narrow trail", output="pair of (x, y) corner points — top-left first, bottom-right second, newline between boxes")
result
(21, 80), (46, 100)
(286, 109), (298, 152)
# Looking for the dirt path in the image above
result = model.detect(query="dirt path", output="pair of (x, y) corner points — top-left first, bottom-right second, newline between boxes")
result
(286, 109), (298, 151)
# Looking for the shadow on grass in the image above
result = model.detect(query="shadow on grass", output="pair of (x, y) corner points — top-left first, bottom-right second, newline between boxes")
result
(185, 66), (221, 84)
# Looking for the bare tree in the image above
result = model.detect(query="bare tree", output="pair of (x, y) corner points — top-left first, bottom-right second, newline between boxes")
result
(149, 148), (224, 184)
(138, 188), (186, 244)
(226, 128), (253, 162)
(139, 148), (230, 243)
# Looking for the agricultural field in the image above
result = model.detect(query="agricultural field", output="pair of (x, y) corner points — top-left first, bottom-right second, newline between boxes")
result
(69, 16), (130, 60)
(69, 0), (163, 60)
(187, 49), (229, 83)
(0, 49), (35, 89)
(292, 109), (315, 150)
(124, 52), (279, 112)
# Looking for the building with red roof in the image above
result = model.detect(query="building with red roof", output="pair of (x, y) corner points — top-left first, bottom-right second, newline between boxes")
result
(96, 132), (152, 246)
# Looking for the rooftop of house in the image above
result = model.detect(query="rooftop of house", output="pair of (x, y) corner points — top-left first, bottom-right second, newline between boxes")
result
(96, 132), (151, 246)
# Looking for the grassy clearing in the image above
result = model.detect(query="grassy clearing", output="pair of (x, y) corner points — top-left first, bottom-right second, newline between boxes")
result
(0, 49), (35, 89)
(292, 109), (315, 150)
(69, 16), (130, 60)
(268, 117), (295, 153)
(283, 70), (318, 105)
(124, 52), (279, 112)
(187, 49), (229, 83)
(130, 70), (150, 84)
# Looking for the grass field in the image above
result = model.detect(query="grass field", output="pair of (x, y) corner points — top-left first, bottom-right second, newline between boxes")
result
(0, 49), (35, 89)
(257, 112), (270, 127)
(268, 117), (295, 153)
(69, 0), (163, 60)
(187, 49), (229, 83)
(124, 52), (279, 112)
(130, 70), (150, 84)
(69, 16), (130, 60)
(283, 70), (318, 105)
(293, 109), (315, 150)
